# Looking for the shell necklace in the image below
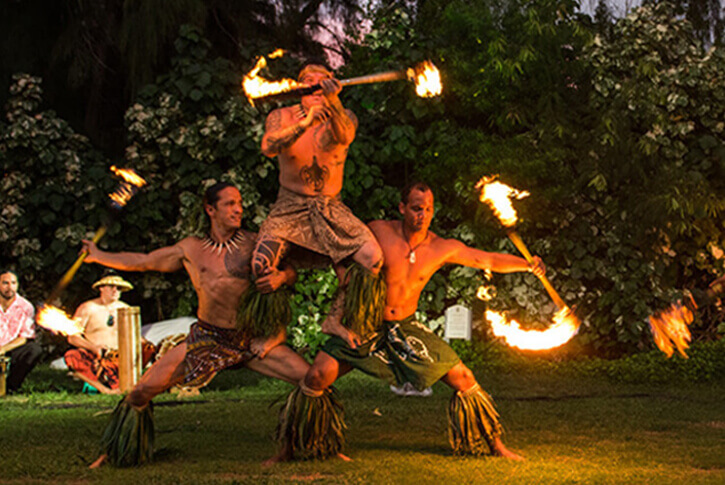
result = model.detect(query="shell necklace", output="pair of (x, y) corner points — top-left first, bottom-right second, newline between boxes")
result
(202, 230), (245, 254)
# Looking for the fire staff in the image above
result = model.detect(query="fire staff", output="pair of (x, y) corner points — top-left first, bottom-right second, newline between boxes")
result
(276, 182), (545, 461)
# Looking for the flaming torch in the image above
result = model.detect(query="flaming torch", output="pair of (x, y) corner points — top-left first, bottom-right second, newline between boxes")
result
(242, 51), (442, 105)
(36, 304), (84, 337)
(648, 282), (724, 358)
(46, 166), (147, 304)
(476, 175), (580, 350)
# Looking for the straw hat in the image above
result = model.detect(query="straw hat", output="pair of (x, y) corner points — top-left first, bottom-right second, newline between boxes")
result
(92, 273), (133, 291)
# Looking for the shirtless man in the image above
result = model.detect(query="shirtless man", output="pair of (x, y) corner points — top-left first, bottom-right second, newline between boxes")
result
(64, 272), (154, 394)
(283, 182), (545, 460)
(247, 64), (383, 347)
(83, 182), (309, 467)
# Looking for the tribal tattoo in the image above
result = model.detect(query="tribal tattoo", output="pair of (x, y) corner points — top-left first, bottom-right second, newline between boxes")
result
(299, 156), (330, 192)
(251, 236), (290, 277)
(264, 109), (306, 154)
(224, 242), (252, 279)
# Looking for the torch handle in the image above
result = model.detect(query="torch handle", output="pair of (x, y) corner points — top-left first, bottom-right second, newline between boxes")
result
(507, 231), (567, 310)
(253, 70), (407, 104)
(48, 225), (107, 303)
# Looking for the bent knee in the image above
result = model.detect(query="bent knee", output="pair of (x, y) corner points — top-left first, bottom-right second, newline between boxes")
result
(304, 366), (335, 391)
(355, 241), (383, 273)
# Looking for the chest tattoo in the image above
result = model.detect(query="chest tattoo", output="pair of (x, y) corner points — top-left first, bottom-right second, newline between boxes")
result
(314, 123), (337, 152)
(299, 156), (330, 192)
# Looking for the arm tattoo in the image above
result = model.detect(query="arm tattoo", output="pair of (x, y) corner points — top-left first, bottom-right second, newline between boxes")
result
(265, 109), (306, 154)
(299, 156), (330, 192)
(251, 237), (290, 278)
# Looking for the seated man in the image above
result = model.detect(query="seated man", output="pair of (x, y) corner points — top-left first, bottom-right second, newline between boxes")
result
(276, 182), (545, 461)
(64, 272), (155, 394)
(0, 269), (43, 394)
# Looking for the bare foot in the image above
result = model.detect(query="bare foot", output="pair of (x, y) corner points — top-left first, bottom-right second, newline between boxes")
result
(89, 454), (107, 469)
(493, 438), (524, 461)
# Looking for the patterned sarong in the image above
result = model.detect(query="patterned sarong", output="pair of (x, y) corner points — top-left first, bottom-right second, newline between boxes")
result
(64, 341), (156, 390)
(258, 187), (376, 264)
(322, 316), (460, 390)
(182, 320), (254, 388)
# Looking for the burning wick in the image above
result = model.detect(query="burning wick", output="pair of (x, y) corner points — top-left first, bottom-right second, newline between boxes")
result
(485, 307), (579, 351)
(242, 54), (442, 104)
(36, 304), (84, 336)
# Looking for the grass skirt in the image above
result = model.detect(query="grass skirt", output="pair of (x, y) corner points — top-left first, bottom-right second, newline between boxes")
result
(448, 384), (503, 455)
(236, 285), (290, 338)
(342, 263), (386, 339)
(276, 386), (346, 460)
(99, 399), (154, 467)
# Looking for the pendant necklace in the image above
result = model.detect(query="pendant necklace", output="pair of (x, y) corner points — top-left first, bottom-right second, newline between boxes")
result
(202, 230), (245, 255)
(405, 230), (429, 264)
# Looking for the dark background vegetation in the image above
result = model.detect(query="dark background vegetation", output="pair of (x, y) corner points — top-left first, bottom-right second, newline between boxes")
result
(2, 0), (724, 358)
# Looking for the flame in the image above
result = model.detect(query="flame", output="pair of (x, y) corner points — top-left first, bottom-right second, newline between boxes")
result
(406, 61), (442, 98)
(37, 304), (84, 336)
(485, 307), (580, 350)
(648, 303), (693, 358)
(110, 166), (147, 188)
(476, 285), (497, 301)
(242, 50), (301, 106)
(476, 176), (529, 227)
(108, 166), (146, 207)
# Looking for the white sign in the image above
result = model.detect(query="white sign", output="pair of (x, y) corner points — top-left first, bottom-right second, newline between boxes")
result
(444, 305), (471, 341)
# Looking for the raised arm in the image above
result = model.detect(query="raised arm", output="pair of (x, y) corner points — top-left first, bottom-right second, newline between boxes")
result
(446, 239), (544, 276)
(81, 240), (185, 273)
(320, 78), (357, 146)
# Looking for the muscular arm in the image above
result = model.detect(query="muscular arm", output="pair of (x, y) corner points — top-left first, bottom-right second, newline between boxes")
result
(83, 240), (185, 273)
(446, 240), (537, 274)
(322, 79), (356, 146)
(261, 109), (307, 158)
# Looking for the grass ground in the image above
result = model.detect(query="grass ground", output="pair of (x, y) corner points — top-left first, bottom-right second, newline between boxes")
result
(1, 362), (724, 484)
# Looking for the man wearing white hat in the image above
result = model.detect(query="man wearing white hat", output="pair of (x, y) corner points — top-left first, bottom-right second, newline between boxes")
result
(64, 270), (155, 394)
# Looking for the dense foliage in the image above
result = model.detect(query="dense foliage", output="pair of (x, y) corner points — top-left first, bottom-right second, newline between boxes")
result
(2, 1), (724, 358)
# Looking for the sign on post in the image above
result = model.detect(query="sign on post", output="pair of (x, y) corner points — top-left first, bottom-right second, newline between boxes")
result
(444, 304), (471, 341)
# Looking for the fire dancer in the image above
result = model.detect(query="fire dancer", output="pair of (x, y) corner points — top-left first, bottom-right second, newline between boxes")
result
(243, 63), (384, 351)
(63, 271), (155, 395)
(276, 182), (544, 461)
(82, 183), (309, 467)
(0, 269), (43, 394)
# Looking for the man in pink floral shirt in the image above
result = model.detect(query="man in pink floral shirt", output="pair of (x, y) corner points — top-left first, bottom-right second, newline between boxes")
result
(0, 269), (42, 393)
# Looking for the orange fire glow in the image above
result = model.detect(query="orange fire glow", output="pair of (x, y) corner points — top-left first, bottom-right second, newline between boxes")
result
(476, 285), (497, 301)
(485, 307), (580, 350)
(242, 50), (301, 106)
(648, 303), (693, 358)
(476, 176), (529, 227)
(108, 166), (147, 207)
(110, 166), (147, 188)
(37, 305), (84, 336)
(406, 61), (442, 98)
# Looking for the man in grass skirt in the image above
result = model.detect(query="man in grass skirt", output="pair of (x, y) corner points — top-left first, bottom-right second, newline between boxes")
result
(81, 183), (310, 467)
(276, 182), (545, 461)
(244, 63), (385, 359)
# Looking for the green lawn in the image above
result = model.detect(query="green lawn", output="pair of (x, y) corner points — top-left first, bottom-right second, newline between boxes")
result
(1, 363), (723, 484)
